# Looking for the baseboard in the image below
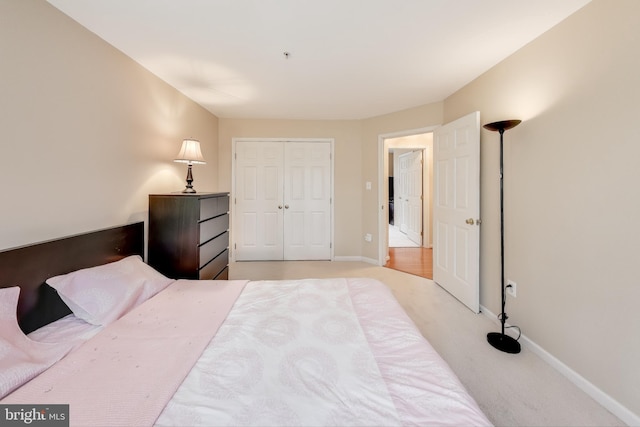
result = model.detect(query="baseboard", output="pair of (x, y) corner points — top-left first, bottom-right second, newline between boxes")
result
(333, 255), (379, 265)
(480, 305), (639, 427)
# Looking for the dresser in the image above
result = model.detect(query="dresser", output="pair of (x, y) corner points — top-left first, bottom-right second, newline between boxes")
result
(148, 192), (229, 280)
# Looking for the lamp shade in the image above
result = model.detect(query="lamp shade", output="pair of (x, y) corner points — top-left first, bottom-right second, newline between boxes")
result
(174, 139), (206, 164)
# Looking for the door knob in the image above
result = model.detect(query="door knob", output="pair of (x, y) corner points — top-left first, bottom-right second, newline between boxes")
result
(466, 218), (474, 225)
(278, 205), (283, 209)
(285, 204), (290, 209)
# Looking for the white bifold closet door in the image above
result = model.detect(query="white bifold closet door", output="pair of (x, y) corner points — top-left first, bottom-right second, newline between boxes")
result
(234, 140), (332, 261)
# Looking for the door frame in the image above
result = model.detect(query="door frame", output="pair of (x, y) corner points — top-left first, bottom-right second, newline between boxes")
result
(378, 127), (437, 265)
(231, 137), (335, 262)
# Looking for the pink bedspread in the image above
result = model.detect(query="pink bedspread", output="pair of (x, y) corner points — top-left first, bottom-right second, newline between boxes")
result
(348, 277), (490, 426)
(2, 280), (248, 427)
(4, 278), (491, 427)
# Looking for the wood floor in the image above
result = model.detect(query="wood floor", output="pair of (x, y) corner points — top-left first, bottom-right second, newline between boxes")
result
(385, 247), (433, 279)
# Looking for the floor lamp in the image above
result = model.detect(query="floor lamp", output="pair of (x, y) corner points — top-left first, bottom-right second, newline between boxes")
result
(484, 119), (522, 354)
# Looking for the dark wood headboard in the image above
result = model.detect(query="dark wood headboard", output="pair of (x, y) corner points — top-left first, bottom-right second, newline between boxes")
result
(0, 222), (144, 333)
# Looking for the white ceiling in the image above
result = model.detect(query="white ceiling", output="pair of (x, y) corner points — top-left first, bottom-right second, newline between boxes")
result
(47, 0), (591, 120)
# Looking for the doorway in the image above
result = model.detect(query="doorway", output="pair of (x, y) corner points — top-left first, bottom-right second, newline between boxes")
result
(379, 130), (434, 279)
(379, 113), (481, 312)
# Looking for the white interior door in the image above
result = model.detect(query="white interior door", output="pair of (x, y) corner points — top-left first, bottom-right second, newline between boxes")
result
(404, 150), (423, 245)
(234, 141), (284, 260)
(234, 140), (332, 261)
(396, 150), (423, 245)
(397, 155), (409, 233)
(284, 142), (332, 260)
(433, 112), (481, 313)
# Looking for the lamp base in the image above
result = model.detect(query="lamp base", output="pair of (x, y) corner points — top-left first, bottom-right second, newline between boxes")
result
(487, 332), (521, 354)
(182, 164), (196, 193)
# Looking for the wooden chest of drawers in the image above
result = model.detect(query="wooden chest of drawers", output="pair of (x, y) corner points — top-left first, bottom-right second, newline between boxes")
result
(148, 192), (229, 280)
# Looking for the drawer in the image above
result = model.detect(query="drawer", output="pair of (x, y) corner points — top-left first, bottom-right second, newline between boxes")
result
(199, 231), (228, 268)
(199, 214), (229, 243)
(199, 249), (229, 280)
(216, 195), (230, 215)
(214, 266), (229, 280)
(200, 195), (229, 220)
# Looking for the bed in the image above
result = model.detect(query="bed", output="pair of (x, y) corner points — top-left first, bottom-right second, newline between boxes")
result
(0, 222), (491, 426)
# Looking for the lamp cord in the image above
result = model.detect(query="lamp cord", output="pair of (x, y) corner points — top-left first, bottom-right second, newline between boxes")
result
(498, 289), (522, 341)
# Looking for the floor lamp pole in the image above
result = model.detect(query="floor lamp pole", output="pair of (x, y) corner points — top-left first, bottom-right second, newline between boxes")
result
(484, 119), (521, 354)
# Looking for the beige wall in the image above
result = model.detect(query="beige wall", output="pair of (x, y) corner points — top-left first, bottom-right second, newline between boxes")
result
(444, 0), (640, 417)
(219, 105), (443, 260)
(218, 118), (363, 257)
(0, 0), (220, 251)
(218, 105), (443, 260)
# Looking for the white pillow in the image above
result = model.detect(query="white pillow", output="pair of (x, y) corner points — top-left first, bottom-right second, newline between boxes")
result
(47, 255), (174, 326)
(0, 287), (72, 399)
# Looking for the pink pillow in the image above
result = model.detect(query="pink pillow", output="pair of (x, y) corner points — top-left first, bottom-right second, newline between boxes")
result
(0, 287), (72, 399)
(47, 255), (174, 326)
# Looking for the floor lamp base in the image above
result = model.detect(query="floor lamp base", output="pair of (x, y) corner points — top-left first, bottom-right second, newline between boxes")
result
(487, 332), (521, 354)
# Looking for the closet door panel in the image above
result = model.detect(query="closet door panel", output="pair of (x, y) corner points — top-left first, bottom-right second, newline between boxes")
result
(235, 141), (284, 260)
(284, 142), (331, 260)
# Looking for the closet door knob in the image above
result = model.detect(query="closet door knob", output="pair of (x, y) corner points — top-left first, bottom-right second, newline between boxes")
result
(278, 205), (283, 209)
(465, 218), (474, 225)
(285, 204), (290, 209)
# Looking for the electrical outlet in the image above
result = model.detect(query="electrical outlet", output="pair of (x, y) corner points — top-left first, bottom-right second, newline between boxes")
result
(506, 280), (517, 298)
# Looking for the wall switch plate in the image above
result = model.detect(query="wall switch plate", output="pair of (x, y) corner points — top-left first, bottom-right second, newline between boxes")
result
(506, 280), (517, 298)
(365, 181), (372, 190)
(364, 233), (372, 242)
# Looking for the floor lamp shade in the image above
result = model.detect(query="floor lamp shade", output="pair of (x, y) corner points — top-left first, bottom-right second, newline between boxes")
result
(174, 138), (206, 193)
(484, 119), (522, 354)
